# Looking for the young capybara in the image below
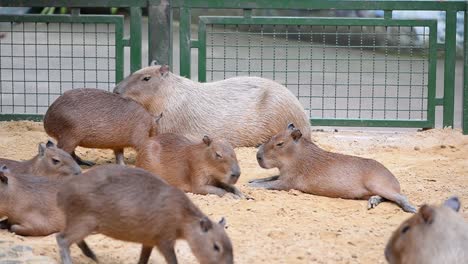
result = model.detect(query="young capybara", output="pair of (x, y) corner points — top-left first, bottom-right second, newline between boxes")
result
(43, 88), (161, 166)
(113, 65), (311, 147)
(0, 140), (81, 178)
(250, 123), (416, 213)
(385, 196), (468, 264)
(136, 133), (247, 199)
(0, 165), (66, 236)
(56, 164), (233, 264)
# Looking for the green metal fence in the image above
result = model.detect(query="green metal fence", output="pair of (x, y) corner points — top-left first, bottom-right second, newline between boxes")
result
(164, 0), (467, 133)
(0, 1), (144, 120)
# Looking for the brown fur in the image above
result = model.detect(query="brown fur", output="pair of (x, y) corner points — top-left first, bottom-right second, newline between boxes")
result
(56, 165), (233, 264)
(250, 124), (416, 212)
(0, 141), (80, 178)
(136, 133), (247, 199)
(0, 166), (67, 236)
(113, 65), (311, 147)
(385, 197), (468, 264)
(43, 88), (159, 165)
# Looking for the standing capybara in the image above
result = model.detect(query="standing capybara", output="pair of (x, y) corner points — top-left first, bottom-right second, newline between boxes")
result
(43, 88), (161, 166)
(385, 196), (468, 264)
(0, 165), (67, 236)
(113, 65), (311, 147)
(56, 165), (233, 264)
(0, 140), (81, 178)
(136, 133), (247, 199)
(250, 123), (416, 213)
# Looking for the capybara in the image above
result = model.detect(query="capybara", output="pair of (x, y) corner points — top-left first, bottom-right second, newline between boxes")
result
(136, 133), (247, 199)
(113, 64), (311, 147)
(385, 196), (468, 264)
(43, 88), (161, 166)
(250, 123), (416, 213)
(0, 140), (81, 178)
(56, 164), (233, 264)
(0, 165), (66, 236)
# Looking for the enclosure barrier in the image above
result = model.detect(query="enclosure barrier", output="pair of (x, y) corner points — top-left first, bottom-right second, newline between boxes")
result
(1, 0), (468, 135)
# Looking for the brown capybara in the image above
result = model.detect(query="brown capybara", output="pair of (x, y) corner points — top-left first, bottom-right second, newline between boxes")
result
(385, 196), (468, 264)
(43, 88), (161, 166)
(56, 164), (233, 264)
(0, 165), (66, 236)
(0, 140), (81, 178)
(113, 65), (311, 147)
(136, 133), (247, 199)
(250, 123), (416, 213)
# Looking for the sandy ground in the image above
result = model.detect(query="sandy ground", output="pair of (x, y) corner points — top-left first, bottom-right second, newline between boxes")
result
(0, 121), (467, 264)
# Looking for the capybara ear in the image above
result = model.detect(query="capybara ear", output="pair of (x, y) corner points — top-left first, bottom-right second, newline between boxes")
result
(150, 60), (158, 66)
(291, 128), (303, 141)
(218, 217), (227, 228)
(200, 217), (213, 232)
(203, 135), (212, 146)
(46, 140), (55, 148)
(0, 165), (9, 185)
(155, 112), (163, 123)
(443, 196), (460, 212)
(287, 123), (295, 130)
(159, 64), (170, 75)
(419, 205), (434, 224)
(38, 143), (47, 156)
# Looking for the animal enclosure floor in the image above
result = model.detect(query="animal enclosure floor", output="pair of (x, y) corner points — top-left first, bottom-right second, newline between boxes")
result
(0, 121), (467, 264)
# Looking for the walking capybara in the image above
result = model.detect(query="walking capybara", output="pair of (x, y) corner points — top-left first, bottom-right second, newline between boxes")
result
(113, 65), (311, 147)
(249, 123), (416, 213)
(0, 140), (81, 178)
(136, 133), (247, 199)
(385, 196), (468, 264)
(43, 88), (161, 166)
(0, 165), (66, 236)
(56, 164), (233, 264)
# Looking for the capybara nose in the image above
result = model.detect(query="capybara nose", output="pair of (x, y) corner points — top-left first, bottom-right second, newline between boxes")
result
(231, 172), (240, 179)
(256, 153), (262, 162)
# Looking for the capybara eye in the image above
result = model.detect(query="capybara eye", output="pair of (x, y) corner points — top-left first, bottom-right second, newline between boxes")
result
(401, 225), (410, 234)
(213, 243), (220, 252)
(276, 142), (284, 147)
(142, 76), (151, 81)
(215, 152), (223, 159)
(52, 158), (61, 165)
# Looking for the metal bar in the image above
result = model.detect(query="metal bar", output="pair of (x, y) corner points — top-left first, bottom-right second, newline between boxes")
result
(0, 114), (43, 121)
(148, 0), (172, 67)
(115, 16), (125, 83)
(443, 10), (457, 128)
(0, 0), (147, 7)
(179, 6), (191, 78)
(0, 14), (123, 23)
(426, 18), (438, 128)
(130, 7), (142, 73)
(171, 0), (465, 10)
(198, 20), (207, 82)
(464, 5), (468, 134)
(310, 119), (432, 128)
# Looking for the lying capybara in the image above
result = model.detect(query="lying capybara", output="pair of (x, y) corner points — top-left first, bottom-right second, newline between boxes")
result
(385, 196), (468, 264)
(43, 88), (161, 166)
(56, 165), (233, 264)
(113, 65), (311, 147)
(0, 140), (81, 178)
(0, 165), (66, 236)
(136, 133), (247, 199)
(250, 123), (416, 213)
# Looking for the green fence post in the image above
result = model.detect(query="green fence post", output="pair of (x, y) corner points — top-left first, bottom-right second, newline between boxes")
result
(130, 6), (142, 73)
(148, 0), (172, 67)
(464, 5), (468, 134)
(179, 6), (191, 78)
(443, 10), (457, 128)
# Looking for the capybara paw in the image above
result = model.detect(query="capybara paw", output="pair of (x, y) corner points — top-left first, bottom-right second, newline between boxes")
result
(367, 196), (384, 210)
(224, 193), (242, 200)
(248, 179), (262, 184)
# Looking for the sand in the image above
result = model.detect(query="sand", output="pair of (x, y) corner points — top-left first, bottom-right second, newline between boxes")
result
(0, 121), (467, 264)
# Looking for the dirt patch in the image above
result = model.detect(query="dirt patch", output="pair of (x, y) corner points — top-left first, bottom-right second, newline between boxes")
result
(0, 121), (467, 264)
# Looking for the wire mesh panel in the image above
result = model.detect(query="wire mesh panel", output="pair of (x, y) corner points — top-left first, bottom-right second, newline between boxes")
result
(198, 17), (437, 127)
(0, 15), (124, 120)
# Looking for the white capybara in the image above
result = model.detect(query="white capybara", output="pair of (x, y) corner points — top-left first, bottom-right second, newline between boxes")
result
(113, 65), (311, 147)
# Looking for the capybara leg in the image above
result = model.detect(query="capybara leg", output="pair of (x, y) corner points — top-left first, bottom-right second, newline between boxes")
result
(194, 185), (233, 198)
(157, 241), (178, 264)
(71, 151), (95, 167)
(367, 195), (385, 210)
(114, 149), (125, 165)
(217, 182), (254, 200)
(138, 246), (153, 264)
(0, 219), (10, 229)
(391, 194), (417, 213)
(77, 240), (98, 262)
(248, 179), (291, 191)
(56, 233), (74, 264)
(248, 175), (280, 184)
(10, 224), (40, 236)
